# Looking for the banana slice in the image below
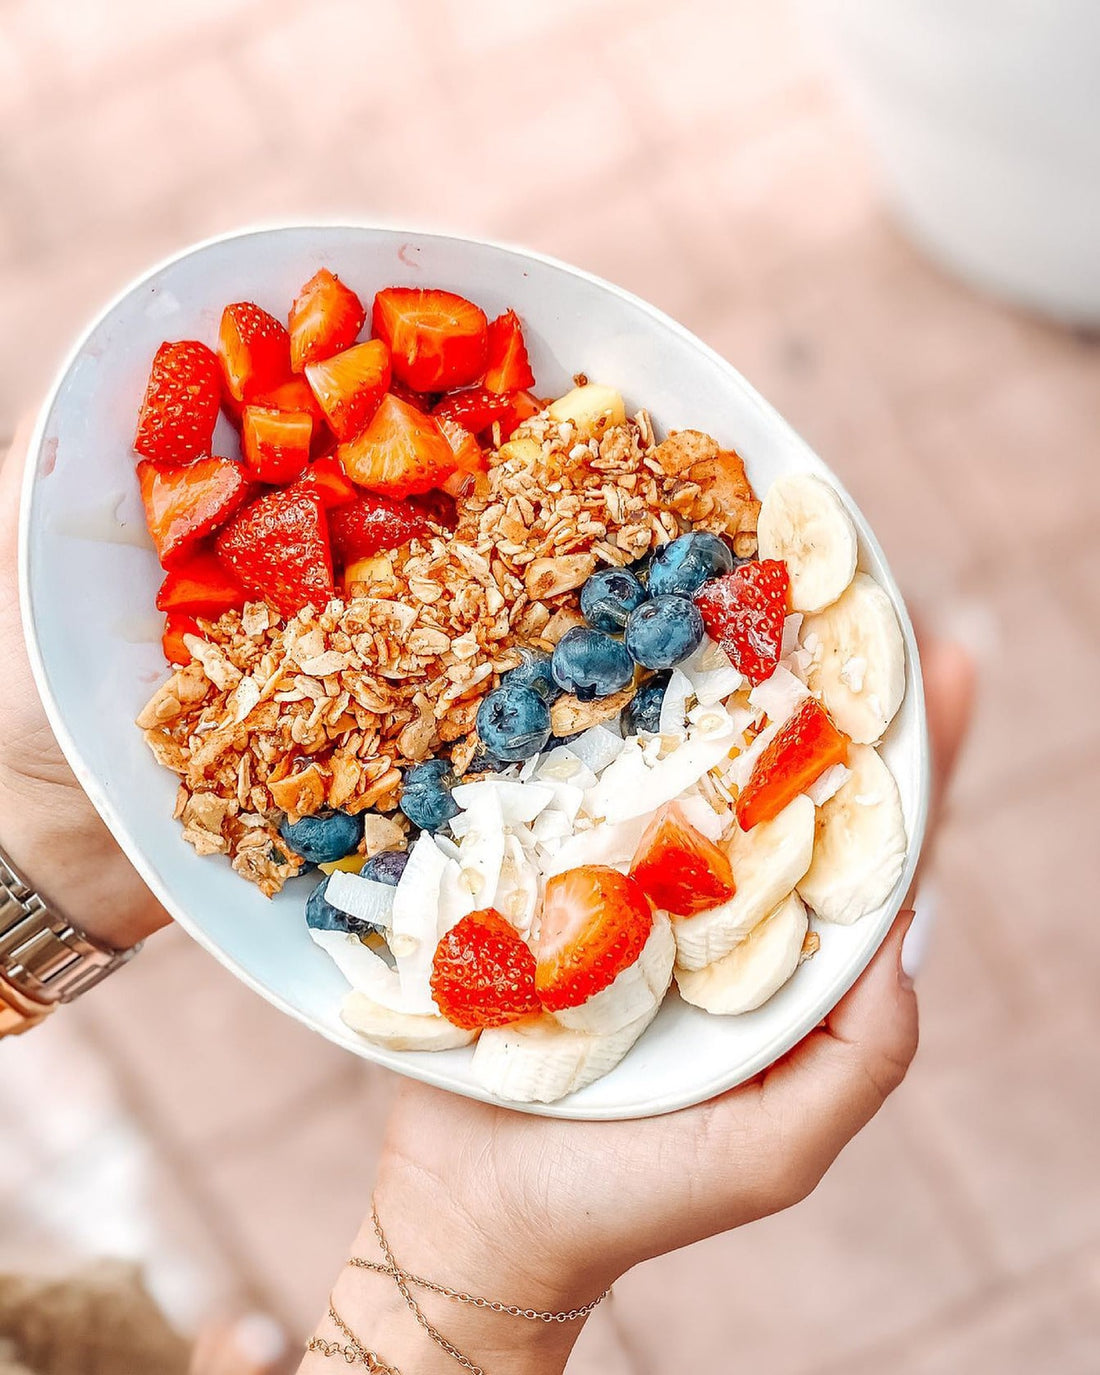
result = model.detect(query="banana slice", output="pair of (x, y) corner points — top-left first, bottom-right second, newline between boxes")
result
(472, 1005), (658, 1104)
(552, 912), (675, 1035)
(673, 795), (815, 971)
(340, 991), (478, 1053)
(798, 743), (907, 924)
(800, 573), (906, 744)
(675, 892), (808, 1015)
(757, 473), (858, 613)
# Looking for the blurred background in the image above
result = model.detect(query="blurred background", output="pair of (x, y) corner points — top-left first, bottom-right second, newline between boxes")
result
(2, 1), (1099, 1371)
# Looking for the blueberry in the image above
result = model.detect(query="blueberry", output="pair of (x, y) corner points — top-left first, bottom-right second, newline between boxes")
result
(648, 532), (734, 598)
(623, 671), (671, 735)
(503, 646), (561, 702)
(580, 568), (647, 633)
(551, 627), (634, 701)
(400, 759), (461, 832)
(279, 809), (363, 864)
(476, 684), (551, 762)
(624, 594), (704, 670)
(361, 849), (410, 886)
(306, 876), (380, 938)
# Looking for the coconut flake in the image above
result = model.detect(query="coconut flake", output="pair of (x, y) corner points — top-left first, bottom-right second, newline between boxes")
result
(588, 726), (737, 823)
(687, 701), (735, 738)
(805, 762), (851, 807)
(564, 725), (625, 774)
(748, 665), (810, 727)
(517, 754), (541, 781)
(452, 778), (555, 825)
(677, 793), (728, 842)
(324, 871), (396, 929)
(530, 809), (573, 845)
(657, 668), (693, 736)
(839, 656), (867, 693)
(433, 834), (462, 862)
(681, 636), (744, 705)
(390, 835), (453, 1011)
(545, 814), (652, 875)
(495, 835), (541, 935)
(310, 929), (422, 1014)
(455, 788), (506, 908)
(780, 613), (804, 658)
(536, 747), (598, 790)
(725, 718), (781, 791)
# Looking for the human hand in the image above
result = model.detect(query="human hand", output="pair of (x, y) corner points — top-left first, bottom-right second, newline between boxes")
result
(0, 422), (169, 949)
(311, 636), (974, 1374)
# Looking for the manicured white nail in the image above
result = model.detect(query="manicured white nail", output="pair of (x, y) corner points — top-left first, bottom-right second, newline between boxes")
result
(231, 1313), (287, 1365)
(901, 885), (938, 979)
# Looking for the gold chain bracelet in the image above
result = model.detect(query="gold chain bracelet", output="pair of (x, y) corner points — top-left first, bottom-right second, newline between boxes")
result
(305, 1304), (402, 1370)
(349, 1202), (611, 1324)
(308, 1200), (608, 1375)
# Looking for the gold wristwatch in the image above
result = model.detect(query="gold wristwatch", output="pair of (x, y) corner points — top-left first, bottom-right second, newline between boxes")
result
(0, 845), (139, 1037)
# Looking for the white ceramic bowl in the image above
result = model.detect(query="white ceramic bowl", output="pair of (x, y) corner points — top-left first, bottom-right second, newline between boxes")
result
(19, 225), (930, 1119)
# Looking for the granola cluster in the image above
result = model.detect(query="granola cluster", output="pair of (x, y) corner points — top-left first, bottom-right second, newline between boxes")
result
(137, 411), (760, 894)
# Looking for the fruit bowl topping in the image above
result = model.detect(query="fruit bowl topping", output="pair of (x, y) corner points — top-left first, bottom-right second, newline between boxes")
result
(128, 265), (909, 1103)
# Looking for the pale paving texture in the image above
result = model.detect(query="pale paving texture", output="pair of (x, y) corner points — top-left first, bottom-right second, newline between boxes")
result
(1, 0), (1099, 1370)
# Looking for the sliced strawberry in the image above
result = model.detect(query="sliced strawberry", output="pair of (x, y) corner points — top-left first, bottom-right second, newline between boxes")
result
(694, 559), (790, 686)
(216, 487), (334, 618)
(155, 547), (246, 616)
(134, 340), (222, 466)
(241, 406), (312, 485)
(432, 386), (513, 434)
(437, 417), (487, 477)
(218, 302), (292, 402)
(629, 803), (735, 917)
(372, 287), (488, 391)
(430, 908), (541, 1030)
(305, 339), (391, 442)
(483, 309), (535, 393)
(388, 379), (438, 412)
(336, 393), (457, 498)
(498, 388), (543, 441)
(137, 456), (250, 568)
(289, 268), (365, 372)
(736, 698), (849, 831)
(252, 375), (327, 434)
(297, 454), (359, 509)
(163, 614), (201, 665)
(535, 865), (653, 1011)
(327, 493), (431, 565)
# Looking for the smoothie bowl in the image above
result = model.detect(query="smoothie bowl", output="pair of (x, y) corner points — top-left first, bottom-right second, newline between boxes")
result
(18, 226), (929, 1119)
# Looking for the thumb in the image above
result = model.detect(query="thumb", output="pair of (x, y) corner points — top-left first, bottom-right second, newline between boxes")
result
(752, 910), (919, 1202)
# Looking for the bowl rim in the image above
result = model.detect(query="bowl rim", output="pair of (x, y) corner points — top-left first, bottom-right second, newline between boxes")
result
(18, 220), (931, 1119)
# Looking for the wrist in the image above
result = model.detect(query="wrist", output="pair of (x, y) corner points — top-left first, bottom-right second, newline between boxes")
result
(300, 1165), (615, 1375)
(0, 766), (169, 950)
(375, 1145), (619, 1316)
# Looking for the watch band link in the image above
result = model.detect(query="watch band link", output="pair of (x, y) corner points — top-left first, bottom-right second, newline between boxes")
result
(0, 849), (138, 1007)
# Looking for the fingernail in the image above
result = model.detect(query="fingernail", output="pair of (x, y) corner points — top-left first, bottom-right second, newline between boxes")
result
(230, 1313), (287, 1366)
(896, 909), (917, 990)
(901, 883), (940, 985)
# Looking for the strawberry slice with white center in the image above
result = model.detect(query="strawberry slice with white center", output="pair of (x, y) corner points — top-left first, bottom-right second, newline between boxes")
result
(535, 865), (653, 1012)
(305, 339), (391, 441)
(289, 268), (366, 372)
